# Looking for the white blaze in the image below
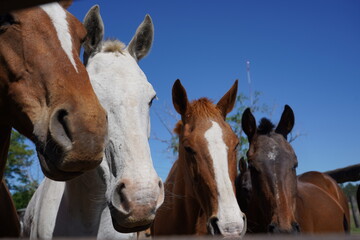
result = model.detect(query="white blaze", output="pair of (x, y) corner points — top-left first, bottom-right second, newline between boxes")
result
(205, 120), (244, 234)
(40, 3), (78, 72)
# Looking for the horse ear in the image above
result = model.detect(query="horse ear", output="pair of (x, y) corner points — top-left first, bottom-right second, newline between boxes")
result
(58, 0), (72, 9)
(242, 108), (256, 142)
(217, 80), (238, 119)
(239, 157), (248, 173)
(172, 79), (189, 116)
(127, 14), (154, 61)
(275, 105), (295, 139)
(83, 5), (104, 65)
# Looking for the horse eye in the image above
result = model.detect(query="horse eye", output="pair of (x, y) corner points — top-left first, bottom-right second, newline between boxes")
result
(149, 95), (157, 107)
(0, 14), (15, 27)
(234, 143), (240, 151)
(184, 146), (195, 154)
(292, 162), (298, 170)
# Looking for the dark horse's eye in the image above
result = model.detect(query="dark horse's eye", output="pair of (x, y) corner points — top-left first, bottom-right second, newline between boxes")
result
(292, 162), (298, 170)
(184, 146), (195, 154)
(0, 14), (15, 27)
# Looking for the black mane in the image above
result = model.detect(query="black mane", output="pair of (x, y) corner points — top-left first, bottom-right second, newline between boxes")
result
(257, 118), (275, 135)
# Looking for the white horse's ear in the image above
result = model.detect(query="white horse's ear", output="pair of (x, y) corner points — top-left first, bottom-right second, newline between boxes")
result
(83, 5), (104, 65)
(127, 14), (154, 61)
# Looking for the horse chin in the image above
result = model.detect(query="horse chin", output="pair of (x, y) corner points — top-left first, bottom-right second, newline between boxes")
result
(109, 204), (154, 233)
(37, 150), (83, 181)
(111, 221), (152, 233)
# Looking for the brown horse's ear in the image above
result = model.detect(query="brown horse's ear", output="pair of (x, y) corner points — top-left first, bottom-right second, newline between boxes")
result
(275, 105), (295, 140)
(58, 0), (72, 9)
(242, 108), (256, 142)
(83, 5), (104, 65)
(172, 79), (189, 116)
(239, 157), (248, 173)
(127, 14), (154, 61)
(217, 80), (238, 119)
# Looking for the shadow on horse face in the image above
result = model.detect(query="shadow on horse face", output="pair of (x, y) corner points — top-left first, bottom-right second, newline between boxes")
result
(241, 105), (300, 234)
(0, 2), (107, 181)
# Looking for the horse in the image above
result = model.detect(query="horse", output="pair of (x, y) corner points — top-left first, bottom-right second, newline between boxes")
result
(0, 1), (108, 182)
(23, 6), (164, 239)
(237, 105), (350, 234)
(0, 2), (108, 236)
(152, 79), (246, 237)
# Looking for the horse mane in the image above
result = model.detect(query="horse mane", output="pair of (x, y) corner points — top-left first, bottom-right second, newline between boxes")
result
(101, 39), (126, 53)
(190, 98), (221, 118)
(257, 118), (275, 135)
(174, 121), (182, 135)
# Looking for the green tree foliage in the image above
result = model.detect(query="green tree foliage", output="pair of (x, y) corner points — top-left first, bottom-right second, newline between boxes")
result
(5, 130), (38, 209)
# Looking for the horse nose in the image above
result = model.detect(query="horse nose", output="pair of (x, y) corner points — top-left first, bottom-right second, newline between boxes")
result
(268, 222), (300, 234)
(112, 178), (164, 216)
(48, 106), (107, 173)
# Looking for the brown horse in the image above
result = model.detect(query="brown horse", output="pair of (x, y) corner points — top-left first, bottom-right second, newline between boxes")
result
(0, 180), (20, 237)
(237, 105), (350, 234)
(0, 1), (108, 182)
(152, 79), (246, 237)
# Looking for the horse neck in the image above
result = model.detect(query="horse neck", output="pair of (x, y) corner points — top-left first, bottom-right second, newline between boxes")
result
(60, 168), (106, 233)
(172, 150), (205, 232)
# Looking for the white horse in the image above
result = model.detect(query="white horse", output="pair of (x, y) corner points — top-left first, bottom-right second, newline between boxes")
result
(23, 6), (164, 239)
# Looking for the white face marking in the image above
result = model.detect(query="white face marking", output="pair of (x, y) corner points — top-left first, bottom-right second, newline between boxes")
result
(268, 145), (280, 201)
(267, 145), (277, 160)
(40, 3), (78, 72)
(205, 120), (244, 234)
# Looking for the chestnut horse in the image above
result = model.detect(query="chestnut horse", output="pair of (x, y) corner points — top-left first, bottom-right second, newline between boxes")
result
(0, 2), (108, 236)
(0, 1), (108, 182)
(237, 105), (350, 233)
(24, 7), (163, 239)
(152, 80), (246, 237)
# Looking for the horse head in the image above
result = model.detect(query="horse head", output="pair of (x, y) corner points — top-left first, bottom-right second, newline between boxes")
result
(0, 2), (108, 180)
(242, 105), (300, 233)
(82, 6), (164, 233)
(172, 79), (246, 236)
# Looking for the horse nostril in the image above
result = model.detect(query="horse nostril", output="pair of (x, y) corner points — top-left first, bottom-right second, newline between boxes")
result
(57, 109), (72, 141)
(208, 217), (221, 235)
(292, 222), (300, 233)
(158, 180), (163, 189)
(268, 223), (276, 233)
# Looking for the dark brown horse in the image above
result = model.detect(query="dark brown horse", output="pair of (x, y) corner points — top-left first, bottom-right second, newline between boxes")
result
(152, 79), (246, 237)
(237, 105), (350, 234)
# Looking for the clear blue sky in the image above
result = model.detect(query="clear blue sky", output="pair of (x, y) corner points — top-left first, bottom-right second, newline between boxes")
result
(34, 0), (360, 181)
